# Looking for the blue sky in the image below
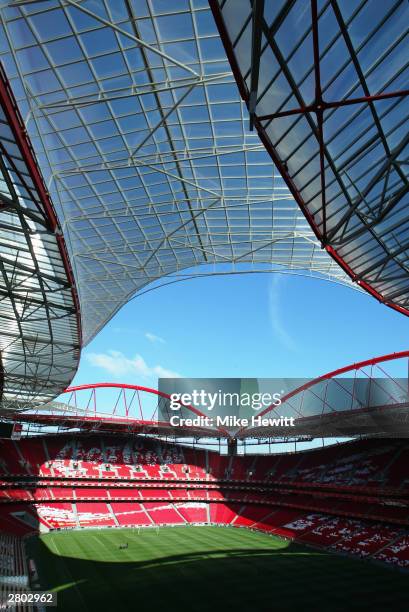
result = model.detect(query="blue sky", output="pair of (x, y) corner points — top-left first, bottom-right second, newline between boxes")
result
(66, 266), (409, 452)
(73, 269), (409, 388)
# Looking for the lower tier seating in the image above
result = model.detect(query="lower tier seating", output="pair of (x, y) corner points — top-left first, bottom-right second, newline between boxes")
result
(374, 535), (409, 568)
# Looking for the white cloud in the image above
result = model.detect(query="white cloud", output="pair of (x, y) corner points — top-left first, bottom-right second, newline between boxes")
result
(85, 350), (180, 379)
(145, 332), (165, 344)
(269, 275), (298, 352)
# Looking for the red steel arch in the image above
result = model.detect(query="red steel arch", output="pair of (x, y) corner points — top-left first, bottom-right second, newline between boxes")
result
(238, 350), (409, 438)
(254, 350), (409, 421)
(13, 351), (409, 440)
(27, 382), (230, 438)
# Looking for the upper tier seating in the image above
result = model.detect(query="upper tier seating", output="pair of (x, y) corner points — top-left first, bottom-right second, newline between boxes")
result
(0, 437), (408, 491)
(1, 436), (409, 530)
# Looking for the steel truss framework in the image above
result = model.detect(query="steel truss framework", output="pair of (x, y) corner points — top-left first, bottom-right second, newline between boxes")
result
(0, 0), (358, 346)
(13, 351), (409, 439)
(0, 63), (80, 410)
(210, 0), (409, 316)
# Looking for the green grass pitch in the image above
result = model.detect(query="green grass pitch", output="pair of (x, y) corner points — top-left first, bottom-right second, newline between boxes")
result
(26, 527), (408, 611)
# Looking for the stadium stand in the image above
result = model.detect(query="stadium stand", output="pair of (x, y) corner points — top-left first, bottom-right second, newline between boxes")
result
(0, 435), (408, 571)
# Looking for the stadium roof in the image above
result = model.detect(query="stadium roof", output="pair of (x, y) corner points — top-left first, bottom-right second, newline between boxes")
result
(0, 0), (357, 355)
(210, 0), (409, 316)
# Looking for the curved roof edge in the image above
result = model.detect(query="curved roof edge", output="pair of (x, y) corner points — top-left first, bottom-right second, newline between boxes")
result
(0, 63), (82, 410)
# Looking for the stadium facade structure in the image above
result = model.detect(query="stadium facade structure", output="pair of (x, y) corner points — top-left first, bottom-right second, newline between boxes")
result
(0, 1), (406, 412)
